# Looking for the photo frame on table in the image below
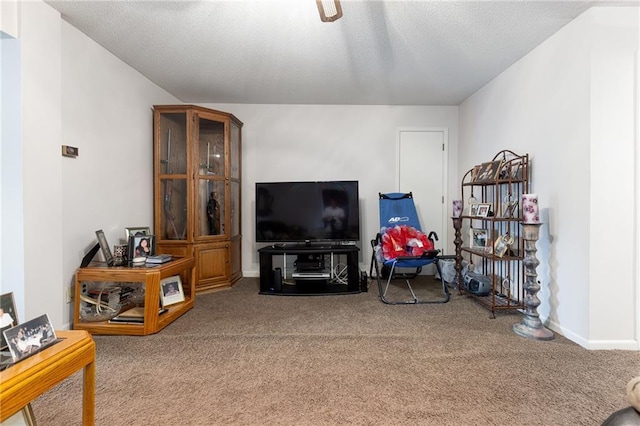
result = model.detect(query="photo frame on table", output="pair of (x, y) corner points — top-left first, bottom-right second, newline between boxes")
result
(3, 314), (57, 363)
(128, 234), (156, 259)
(472, 160), (503, 183)
(0, 294), (38, 424)
(160, 275), (185, 307)
(125, 226), (151, 241)
(0, 292), (18, 353)
(469, 228), (489, 250)
(95, 229), (114, 266)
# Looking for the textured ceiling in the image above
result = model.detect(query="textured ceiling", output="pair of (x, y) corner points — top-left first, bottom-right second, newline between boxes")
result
(45, 0), (637, 105)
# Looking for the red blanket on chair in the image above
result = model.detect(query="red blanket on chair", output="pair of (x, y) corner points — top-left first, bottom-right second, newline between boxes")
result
(381, 225), (434, 260)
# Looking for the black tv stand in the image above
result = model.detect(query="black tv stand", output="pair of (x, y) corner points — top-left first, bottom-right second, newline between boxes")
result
(258, 245), (361, 296)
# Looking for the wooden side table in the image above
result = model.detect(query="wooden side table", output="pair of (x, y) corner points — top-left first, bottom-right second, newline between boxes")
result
(74, 256), (196, 335)
(0, 330), (96, 424)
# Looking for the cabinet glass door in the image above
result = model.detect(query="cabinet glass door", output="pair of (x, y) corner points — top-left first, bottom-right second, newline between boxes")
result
(198, 118), (225, 177)
(158, 112), (188, 240)
(158, 113), (188, 175)
(198, 180), (226, 237)
(160, 179), (188, 240)
(230, 120), (240, 180)
(230, 180), (240, 238)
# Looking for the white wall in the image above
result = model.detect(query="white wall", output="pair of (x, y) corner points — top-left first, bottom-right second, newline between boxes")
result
(459, 7), (639, 349)
(13, 0), (180, 329)
(1, 1), (18, 39)
(203, 103), (459, 276)
(20, 0), (64, 324)
(1, 4), (24, 316)
(60, 20), (179, 327)
(588, 8), (638, 348)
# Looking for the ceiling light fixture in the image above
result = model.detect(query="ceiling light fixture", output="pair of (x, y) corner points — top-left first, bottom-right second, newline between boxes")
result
(316, 0), (342, 22)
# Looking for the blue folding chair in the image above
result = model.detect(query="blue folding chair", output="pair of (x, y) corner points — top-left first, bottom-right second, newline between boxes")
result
(369, 192), (450, 304)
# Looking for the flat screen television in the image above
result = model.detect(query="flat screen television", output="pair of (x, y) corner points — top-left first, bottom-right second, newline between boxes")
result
(255, 180), (360, 244)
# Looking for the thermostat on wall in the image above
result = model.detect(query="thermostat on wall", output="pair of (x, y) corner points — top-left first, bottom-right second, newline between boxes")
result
(62, 145), (79, 158)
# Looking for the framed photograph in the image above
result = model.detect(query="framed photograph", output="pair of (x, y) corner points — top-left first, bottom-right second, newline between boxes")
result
(128, 234), (156, 259)
(476, 203), (491, 217)
(493, 234), (513, 258)
(125, 226), (151, 241)
(160, 275), (185, 307)
(498, 160), (524, 181)
(3, 314), (57, 363)
(470, 165), (481, 182)
(0, 293), (18, 352)
(95, 229), (114, 266)
(474, 160), (503, 183)
(3, 403), (37, 425)
(469, 203), (480, 216)
(469, 228), (489, 250)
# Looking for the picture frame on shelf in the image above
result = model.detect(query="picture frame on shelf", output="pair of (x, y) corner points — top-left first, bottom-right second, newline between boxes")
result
(473, 160), (503, 183)
(493, 234), (514, 258)
(160, 275), (185, 307)
(95, 229), (114, 266)
(469, 228), (489, 250)
(476, 203), (491, 217)
(470, 165), (481, 182)
(3, 314), (57, 363)
(469, 203), (480, 216)
(125, 226), (151, 241)
(128, 234), (156, 259)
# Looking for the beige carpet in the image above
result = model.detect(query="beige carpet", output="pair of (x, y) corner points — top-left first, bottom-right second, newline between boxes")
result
(32, 277), (639, 425)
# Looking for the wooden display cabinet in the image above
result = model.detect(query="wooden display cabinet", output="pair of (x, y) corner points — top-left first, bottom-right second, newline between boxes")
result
(73, 256), (195, 335)
(453, 150), (529, 316)
(153, 105), (242, 293)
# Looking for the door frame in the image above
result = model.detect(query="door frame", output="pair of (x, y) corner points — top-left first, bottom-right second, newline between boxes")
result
(396, 127), (450, 252)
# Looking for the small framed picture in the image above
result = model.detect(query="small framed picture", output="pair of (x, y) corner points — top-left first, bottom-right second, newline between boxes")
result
(3, 314), (57, 363)
(160, 275), (185, 307)
(469, 203), (480, 216)
(128, 234), (156, 259)
(473, 160), (503, 183)
(1, 292), (18, 352)
(125, 226), (151, 241)
(498, 160), (524, 181)
(476, 203), (491, 217)
(469, 228), (489, 250)
(470, 165), (481, 182)
(95, 229), (114, 266)
(493, 234), (514, 258)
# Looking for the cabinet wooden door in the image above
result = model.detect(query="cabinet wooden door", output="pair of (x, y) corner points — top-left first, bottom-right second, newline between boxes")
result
(195, 242), (230, 291)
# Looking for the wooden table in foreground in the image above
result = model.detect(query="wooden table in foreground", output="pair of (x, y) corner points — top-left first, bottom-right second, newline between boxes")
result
(0, 330), (96, 424)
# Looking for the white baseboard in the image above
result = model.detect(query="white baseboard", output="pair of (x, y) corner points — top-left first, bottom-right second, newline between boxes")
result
(243, 270), (260, 278)
(547, 319), (640, 350)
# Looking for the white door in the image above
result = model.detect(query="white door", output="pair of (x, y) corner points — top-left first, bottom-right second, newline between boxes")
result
(397, 128), (447, 272)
